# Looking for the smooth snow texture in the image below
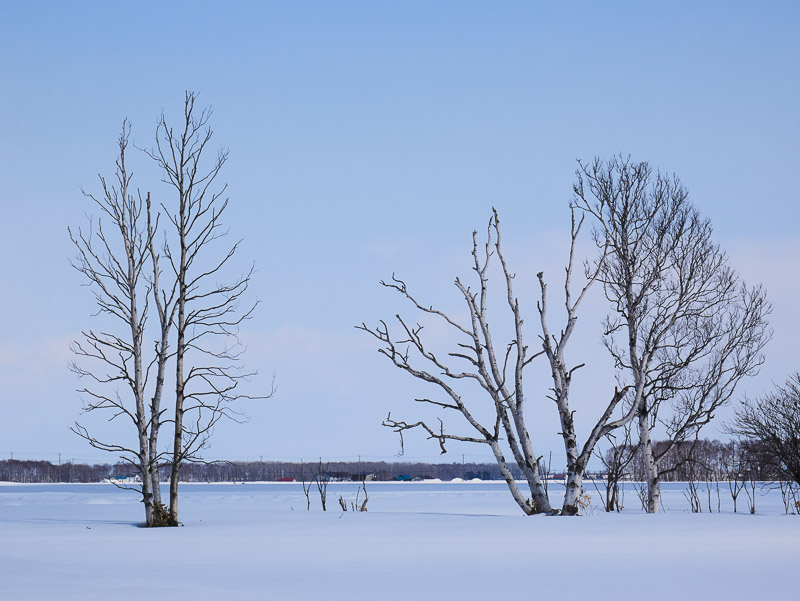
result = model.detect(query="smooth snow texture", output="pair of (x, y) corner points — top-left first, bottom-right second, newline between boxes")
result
(0, 482), (797, 600)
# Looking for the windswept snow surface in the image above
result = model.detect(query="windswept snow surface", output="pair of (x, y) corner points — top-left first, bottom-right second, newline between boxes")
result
(1, 482), (797, 600)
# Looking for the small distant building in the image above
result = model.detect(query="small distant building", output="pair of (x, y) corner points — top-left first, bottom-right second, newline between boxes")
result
(106, 475), (141, 484)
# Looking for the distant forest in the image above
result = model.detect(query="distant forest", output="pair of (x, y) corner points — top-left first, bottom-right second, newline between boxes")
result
(0, 458), (528, 484)
(0, 438), (781, 484)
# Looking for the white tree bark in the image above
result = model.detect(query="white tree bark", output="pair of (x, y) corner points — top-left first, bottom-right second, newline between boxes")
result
(70, 122), (155, 525)
(362, 210), (553, 515)
(638, 411), (661, 513)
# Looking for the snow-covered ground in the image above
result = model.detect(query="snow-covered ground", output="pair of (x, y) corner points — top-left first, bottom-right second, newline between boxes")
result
(1, 481), (797, 600)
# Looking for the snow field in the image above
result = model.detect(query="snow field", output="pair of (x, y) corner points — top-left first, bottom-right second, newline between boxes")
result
(0, 482), (797, 600)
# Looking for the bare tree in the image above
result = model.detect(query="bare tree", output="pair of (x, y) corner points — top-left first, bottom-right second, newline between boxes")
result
(723, 441), (746, 513)
(355, 480), (369, 512)
(359, 211), (553, 514)
(730, 374), (800, 488)
(314, 458), (330, 511)
(592, 422), (638, 512)
(300, 460), (313, 510)
(777, 480), (799, 515)
(69, 122), (158, 525)
(575, 155), (771, 512)
(744, 471), (758, 514)
(677, 441), (704, 512)
(143, 91), (269, 523)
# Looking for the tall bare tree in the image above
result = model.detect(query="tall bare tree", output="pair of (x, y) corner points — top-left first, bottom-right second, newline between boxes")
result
(359, 211), (553, 514)
(72, 94), (267, 526)
(144, 91), (268, 523)
(69, 122), (158, 525)
(575, 155), (771, 512)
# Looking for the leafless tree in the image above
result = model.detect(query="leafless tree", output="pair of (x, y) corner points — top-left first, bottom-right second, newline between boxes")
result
(314, 459), (330, 511)
(575, 155), (771, 512)
(299, 460), (315, 510)
(777, 480), (799, 515)
(354, 480), (369, 512)
(143, 91), (270, 523)
(684, 474), (702, 513)
(337, 483), (369, 512)
(723, 441), (747, 513)
(632, 482), (648, 512)
(69, 123), (158, 525)
(592, 422), (638, 512)
(677, 441), (705, 512)
(730, 374), (800, 488)
(744, 472), (758, 514)
(359, 210), (552, 514)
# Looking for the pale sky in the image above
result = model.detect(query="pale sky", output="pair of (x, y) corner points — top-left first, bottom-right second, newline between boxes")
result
(0, 1), (798, 467)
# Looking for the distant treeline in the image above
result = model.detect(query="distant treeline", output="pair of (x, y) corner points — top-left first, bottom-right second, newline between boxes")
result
(604, 438), (780, 483)
(0, 439), (780, 484)
(0, 458), (523, 484)
(0, 459), (113, 483)
(178, 459), (528, 483)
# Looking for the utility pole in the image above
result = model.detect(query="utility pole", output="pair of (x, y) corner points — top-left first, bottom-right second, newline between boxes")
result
(58, 453), (62, 483)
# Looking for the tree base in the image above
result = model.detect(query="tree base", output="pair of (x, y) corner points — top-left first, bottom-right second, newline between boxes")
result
(150, 503), (180, 527)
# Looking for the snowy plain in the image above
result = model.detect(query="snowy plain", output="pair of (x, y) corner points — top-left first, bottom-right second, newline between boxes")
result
(0, 481), (797, 601)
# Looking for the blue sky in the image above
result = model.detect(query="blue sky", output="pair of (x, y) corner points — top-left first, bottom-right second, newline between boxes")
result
(1, 1), (798, 466)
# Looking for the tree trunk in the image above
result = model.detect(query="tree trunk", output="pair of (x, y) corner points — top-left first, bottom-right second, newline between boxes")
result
(502, 413), (552, 514)
(150, 468), (161, 507)
(527, 463), (552, 514)
(169, 322), (185, 522)
(149, 326), (169, 508)
(169, 421), (182, 521)
(639, 411), (660, 513)
(558, 395), (584, 515)
(169, 229), (187, 522)
(562, 471), (584, 516)
(561, 441), (585, 515)
(127, 195), (153, 526)
(140, 453), (154, 526)
(489, 442), (542, 515)
(167, 150), (189, 522)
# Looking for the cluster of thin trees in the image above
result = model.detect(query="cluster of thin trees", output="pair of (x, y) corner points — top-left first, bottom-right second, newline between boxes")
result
(596, 436), (799, 514)
(360, 156), (774, 515)
(70, 92), (269, 526)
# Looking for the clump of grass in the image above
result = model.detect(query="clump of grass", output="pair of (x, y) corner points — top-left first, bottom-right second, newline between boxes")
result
(150, 503), (180, 527)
